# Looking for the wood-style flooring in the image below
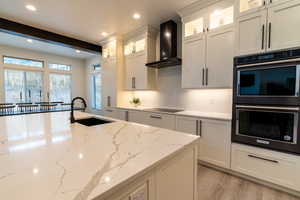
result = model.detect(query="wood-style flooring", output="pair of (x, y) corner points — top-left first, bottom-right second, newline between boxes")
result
(198, 165), (300, 200)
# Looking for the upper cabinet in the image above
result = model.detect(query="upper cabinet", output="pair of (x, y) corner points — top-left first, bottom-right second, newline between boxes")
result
(236, 0), (300, 55)
(123, 26), (158, 90)
(102, 40), (117, 62)
(180, 0), (235, 89)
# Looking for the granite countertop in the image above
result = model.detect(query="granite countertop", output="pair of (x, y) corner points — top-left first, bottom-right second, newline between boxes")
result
(0, 111), (199, 200)
(115, 106), (232, 121)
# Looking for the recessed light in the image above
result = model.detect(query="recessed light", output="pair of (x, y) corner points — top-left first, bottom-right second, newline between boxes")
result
(26, 39), (33, 43)
(76, 50), (81, 53)
(26, 5), (37, 11)
(102, 32), (108, 37)
(133, 13), (141, 20)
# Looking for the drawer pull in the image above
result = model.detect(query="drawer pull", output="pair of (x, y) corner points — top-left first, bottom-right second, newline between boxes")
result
(150, 115), (162, 119)
(248, 154), (279, 164)
(106, 109), (113, 112)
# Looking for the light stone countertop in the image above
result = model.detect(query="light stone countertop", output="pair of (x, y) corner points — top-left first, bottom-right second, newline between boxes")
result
(0, 111), (199, 200)
(115, 106), (232, 121)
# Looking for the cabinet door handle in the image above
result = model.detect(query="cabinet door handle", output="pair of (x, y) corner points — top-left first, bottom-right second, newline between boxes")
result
(196, 120), (199, 136)
(268, 22), (272, 49)
(202, 68), (205, 86)
(261, 24), (265, 50)
(206, 68), (208, 86)
(150, 115), (162, 119)
(198, 120), (202, 137)
(132, 77), (136, 89)
(125, 111), (129, 121)
(107, 96), (111, 107)
(248, 154), (278, 164)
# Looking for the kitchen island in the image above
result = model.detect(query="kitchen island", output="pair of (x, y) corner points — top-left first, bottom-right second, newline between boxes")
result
(0, 111), (199, 200)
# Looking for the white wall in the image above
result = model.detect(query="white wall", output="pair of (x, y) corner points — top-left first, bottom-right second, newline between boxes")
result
(0, 44), (87, 103)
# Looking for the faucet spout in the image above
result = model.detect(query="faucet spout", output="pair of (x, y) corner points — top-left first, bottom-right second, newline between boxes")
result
(70, 97), (87, 123)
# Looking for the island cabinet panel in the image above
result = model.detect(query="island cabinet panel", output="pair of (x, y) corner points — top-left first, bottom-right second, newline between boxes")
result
(176, 116), (231, 169)
(156, 146), (198, 200)
(231, 143), (300, 191)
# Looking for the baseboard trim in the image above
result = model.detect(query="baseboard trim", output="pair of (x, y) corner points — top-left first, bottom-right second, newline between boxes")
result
(198, 160), (300, 198)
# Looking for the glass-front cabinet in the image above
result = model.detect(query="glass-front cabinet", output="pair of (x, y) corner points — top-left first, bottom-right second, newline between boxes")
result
(239, 0), (265, 15)
(209, 6), (234, 30)
(102, 40), (116, 60)
(184, 17), (205, 38)
(124, 38), (146, 56)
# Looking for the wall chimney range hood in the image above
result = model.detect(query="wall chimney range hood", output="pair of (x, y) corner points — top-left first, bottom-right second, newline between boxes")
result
(146, 20), (182, 69)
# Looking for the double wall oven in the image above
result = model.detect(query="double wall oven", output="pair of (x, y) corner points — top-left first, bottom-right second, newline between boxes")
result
(232, 48), (300, 154)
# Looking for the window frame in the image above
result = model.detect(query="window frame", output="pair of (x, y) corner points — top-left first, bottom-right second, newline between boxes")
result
(49, 63), (72, 71)
(3, 55), (44, 69)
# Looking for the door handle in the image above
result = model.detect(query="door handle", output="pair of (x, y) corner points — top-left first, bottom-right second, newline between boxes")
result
(206, 68), (208, 86)
(248, 154), (278, 164)
(107, 96), (111, 107)
(262, 24), (265, 50)
(196, 120), (199, 136)
(198, 120), (202, 137)
(150, 115), (162, 119)
(202, 68), (205, 86)
(268, 22), (272, 49)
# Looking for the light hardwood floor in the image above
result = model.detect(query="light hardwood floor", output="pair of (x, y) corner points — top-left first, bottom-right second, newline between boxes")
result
(198, 165), (300, 200)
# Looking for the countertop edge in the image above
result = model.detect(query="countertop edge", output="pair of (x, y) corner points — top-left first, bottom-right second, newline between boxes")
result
(112, 107), (232, 121)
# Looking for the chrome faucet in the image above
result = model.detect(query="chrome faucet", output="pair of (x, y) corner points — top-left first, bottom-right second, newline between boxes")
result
(70, 97), (87, 123)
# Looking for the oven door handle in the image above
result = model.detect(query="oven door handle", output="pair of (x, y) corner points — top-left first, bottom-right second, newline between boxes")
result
(236, 105), (300, 111)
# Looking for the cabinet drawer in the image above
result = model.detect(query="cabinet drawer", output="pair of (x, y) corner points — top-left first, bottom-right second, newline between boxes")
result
(231, 143), (300, 191)
(145, 112), (176, 130)
(103, 108), (127, 121)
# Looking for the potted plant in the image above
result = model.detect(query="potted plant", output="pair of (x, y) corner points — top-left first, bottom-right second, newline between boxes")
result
(130, 97), (141, 107)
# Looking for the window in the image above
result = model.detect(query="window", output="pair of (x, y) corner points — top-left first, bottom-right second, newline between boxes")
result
(4, 69), (43, 103)
(93, 73), (102, 109)
(49, 74), (71, 103)
(49, 63), (71, 71)
(91, 64), (102, 109)
(3, 56), (43, 68)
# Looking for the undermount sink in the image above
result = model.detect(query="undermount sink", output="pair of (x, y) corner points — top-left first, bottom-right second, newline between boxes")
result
(75, 117), (114, 126)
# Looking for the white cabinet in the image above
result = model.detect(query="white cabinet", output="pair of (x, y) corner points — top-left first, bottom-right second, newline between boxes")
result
(128, 111), (176, 130)
(206, 27), (234, 88)
(176, 116), (231, 168)
(182, 37), (206, 88)
(124, 26), (158, 90)
(235, 10), (267, 55)
(180, 0), (235, 89)
(231, 143), (300, 191)
(100, 38), (123, 108)
(198, 119), (231, 168)
(176, 116), (200, 136)
(156, 147), (197, 200)
(268, 0), (300, 51)
(236, 0), (300, 55)
(103, 108), (128, 121)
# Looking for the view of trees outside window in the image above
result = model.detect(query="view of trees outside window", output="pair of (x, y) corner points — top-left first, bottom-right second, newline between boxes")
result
(49, 74), (71, 103)
(93, 73), (101, 109)
(4, 56), (43, 68)
(4, 69), (43, 103)
(49, 63), (71, 71)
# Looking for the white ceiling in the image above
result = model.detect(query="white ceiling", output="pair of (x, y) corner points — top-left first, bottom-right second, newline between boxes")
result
(0, 0), (197, 44)
(0, 32), (96, 59)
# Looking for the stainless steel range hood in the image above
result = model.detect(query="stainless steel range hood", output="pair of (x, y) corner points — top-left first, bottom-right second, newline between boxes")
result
(146, 20), (182, 69)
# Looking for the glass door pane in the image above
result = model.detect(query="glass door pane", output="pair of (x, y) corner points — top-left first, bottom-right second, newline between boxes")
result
(185, 18), (204, 37)
(240, 0), (264, 13)
(209, 6), (234, 30)
(4, 69), (25, 103)
(93, 73), (102, 109)
(25, 71), (43, 103)
(49, 74), (71, 103)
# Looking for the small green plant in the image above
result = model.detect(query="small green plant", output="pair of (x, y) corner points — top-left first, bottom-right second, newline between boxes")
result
(130, 97), (141, 107)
